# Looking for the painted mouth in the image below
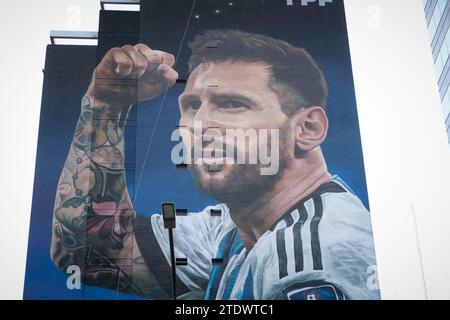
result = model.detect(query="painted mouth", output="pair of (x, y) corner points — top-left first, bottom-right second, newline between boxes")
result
(198, 156), (234, 166)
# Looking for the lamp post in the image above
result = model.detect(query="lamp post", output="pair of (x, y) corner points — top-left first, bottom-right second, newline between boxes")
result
(162, 203), (177, 300)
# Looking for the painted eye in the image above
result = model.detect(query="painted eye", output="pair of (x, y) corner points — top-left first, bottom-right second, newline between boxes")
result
(185, 100), (201, 111)
(220, 100), (248, 110)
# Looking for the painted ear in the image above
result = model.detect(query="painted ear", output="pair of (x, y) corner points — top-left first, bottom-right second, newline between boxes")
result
(294, 107), (328, 152)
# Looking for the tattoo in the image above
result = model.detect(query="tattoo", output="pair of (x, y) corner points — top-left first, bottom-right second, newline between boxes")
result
(51, 96), (152, 297)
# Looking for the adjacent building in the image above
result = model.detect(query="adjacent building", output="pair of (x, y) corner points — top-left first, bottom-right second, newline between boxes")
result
(423, 0), (450, 143)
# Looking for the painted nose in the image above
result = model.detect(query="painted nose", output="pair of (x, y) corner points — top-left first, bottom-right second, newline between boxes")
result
(193, 103), (210, 124)
(188, 104), (223, 133)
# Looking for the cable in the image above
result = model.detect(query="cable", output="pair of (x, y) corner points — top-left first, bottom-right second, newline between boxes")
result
(133, 0), (197, 203)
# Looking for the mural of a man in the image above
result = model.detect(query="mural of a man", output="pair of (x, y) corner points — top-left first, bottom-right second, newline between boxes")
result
(51, 30), (379, 300)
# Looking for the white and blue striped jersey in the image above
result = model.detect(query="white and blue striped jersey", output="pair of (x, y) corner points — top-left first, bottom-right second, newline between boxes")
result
(136, 177), (380, 300)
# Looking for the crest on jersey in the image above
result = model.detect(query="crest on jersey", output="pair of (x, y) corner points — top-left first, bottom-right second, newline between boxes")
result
(282, 281), (346, 300)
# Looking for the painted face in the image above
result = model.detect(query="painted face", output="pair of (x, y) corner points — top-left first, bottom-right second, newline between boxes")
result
(178, 61), (293, 203)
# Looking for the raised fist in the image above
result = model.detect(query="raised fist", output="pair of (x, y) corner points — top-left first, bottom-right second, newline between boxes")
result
(86, 44), (178, 110)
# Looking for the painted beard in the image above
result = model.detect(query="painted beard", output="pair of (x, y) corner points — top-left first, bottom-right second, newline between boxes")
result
(190, 128), (290, 206)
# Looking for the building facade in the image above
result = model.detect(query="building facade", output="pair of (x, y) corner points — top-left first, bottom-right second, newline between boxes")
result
(424, 0), (450, 143)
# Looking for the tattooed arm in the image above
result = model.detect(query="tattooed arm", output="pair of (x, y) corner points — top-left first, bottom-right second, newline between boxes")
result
(50, 44), (178, 298)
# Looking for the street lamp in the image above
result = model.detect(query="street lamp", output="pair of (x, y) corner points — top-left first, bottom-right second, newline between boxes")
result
(162, 203), (177, 300)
